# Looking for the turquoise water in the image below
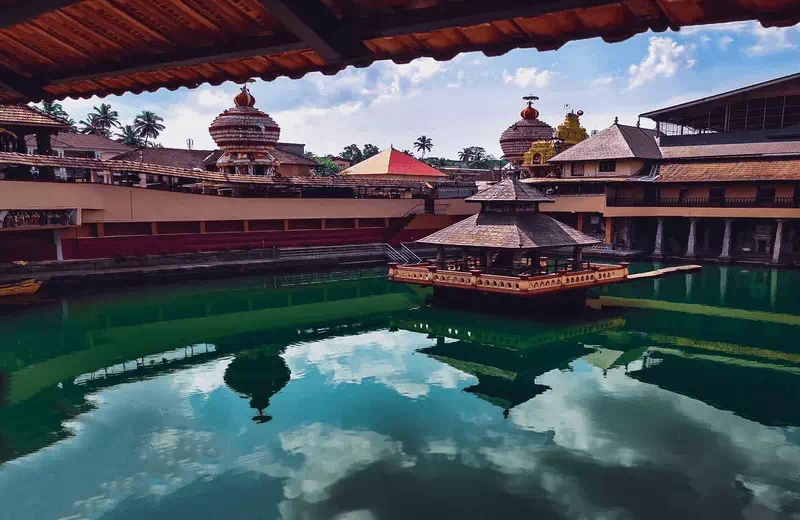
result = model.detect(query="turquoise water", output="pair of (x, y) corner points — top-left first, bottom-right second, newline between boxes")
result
(1, 264), (799, 519)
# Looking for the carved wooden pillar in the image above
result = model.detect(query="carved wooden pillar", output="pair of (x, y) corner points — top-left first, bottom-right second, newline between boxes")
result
(686, 218), (698, 258)
(653, 217), (664, 258)
(772, 219), (785, 264)
(719, 218), (733, 261)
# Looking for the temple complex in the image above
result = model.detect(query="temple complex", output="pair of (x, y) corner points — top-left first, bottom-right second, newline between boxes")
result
(388, 177), (630, 301)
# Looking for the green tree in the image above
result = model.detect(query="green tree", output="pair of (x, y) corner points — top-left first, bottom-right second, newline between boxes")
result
(88, 103), (119, 133)
(133, 110), (165, 147)
(79, 113), (111, 137)
(340, 144), (363, 164)
(116, 125), (144, 147)
(313, 156), (341, 177)
(38, 101), (69, 121)
(362, 143), (379, 159)
(413, 135), (433, 158)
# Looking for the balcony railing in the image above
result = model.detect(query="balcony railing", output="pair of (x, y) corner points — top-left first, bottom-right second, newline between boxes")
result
(608, 196), (799, 208)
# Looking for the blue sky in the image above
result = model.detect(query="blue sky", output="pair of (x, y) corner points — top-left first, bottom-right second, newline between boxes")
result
(59, 21), (800, 159)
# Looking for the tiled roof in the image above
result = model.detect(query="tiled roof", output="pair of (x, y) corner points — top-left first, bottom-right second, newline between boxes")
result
(523, 176), (632, 184)
(25, 133), (131, 152)
(659, 130), (800, 159)
(418, 212), (600, 249)
(657, 159), (800, 182)
(0, 152), (431, 190)
(467, 178), (554, 203)
(342, 149), (447, 177)
(0, 105), (71, 129)
(549, 124), (662, 162)
(113, 145), (317, 168)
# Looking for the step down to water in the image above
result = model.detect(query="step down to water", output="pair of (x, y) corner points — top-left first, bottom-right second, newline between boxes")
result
(627, 265), (702, 280)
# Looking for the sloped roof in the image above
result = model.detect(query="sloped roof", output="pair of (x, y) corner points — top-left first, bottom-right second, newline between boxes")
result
(549, 124), (662, 162)
(657, 159), (800, 182)
(0, 105), (71, 129)
(467, 178), (554, 203)
(112, 145), (317, 168)
(418, 212), (600, 249)
(3, 1), (798, 104)
(342, 149), (447, 177)
(25, 133), (131, 152)
(659, 129), (800, 159)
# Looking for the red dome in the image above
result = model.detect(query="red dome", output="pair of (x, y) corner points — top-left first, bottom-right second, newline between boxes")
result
(520, 106), (539, 120)
(234, 89), (256, 107)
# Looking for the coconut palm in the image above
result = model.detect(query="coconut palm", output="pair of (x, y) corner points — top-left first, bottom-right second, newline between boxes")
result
(133, 110), (165, 147)
(39, 101), (69, 121)
(413, 135), (433, 158)
(458, 147), (473, 164)
(89, 103), (120, 133)
(79, 114), (111, 137)
(116, 124), (144, 147)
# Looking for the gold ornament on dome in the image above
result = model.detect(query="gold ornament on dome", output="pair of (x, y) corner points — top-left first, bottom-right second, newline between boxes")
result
(557, 105), (588, 145)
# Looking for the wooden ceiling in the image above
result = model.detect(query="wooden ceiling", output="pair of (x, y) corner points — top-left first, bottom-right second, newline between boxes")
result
(1, 0), (798, 103)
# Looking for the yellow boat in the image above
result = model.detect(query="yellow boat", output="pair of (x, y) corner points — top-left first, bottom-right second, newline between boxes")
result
(0, 279), (43, 297)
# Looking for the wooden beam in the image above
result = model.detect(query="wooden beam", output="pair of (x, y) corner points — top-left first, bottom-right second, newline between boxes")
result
(47, 34), (305, 85)
(373, 0), (622, 37)
(0, 65), (48, 100)
(256, 0), (366, 63)
(0, 0), (84, 29)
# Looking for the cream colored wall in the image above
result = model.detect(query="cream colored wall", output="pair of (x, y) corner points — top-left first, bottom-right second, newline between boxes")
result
(0, 181), (475, 223)
(540, 195), (607, 214)
(563, 159), (644, 178)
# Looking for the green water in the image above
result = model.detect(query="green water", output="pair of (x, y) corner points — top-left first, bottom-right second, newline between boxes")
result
(1, 264), (799, 519)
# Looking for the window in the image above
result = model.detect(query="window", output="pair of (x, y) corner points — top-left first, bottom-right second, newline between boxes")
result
(598, 160), (616, 173)
(757, 187), (776, 204)
(571, 163), (584, 177)
(709, 187), (725, 206)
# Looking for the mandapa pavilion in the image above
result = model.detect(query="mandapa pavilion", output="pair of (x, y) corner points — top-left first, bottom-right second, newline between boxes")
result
(419, 177), (600, 275)
(389, 176), (630, 300)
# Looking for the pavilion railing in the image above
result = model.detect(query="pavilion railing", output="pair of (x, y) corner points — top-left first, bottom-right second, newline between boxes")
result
(608, 196), (799, 208)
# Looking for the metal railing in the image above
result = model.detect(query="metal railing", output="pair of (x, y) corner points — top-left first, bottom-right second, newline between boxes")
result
(608, 196), (798, 208)
(385, 243), (420, 264)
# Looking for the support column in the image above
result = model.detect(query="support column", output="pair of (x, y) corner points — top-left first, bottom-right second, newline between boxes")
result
(702, 225), (711, 254)
(653, 217), (664, 258)
(719, 266), (728, 304)
(36, 132), (55, 181)
(686, 218), (698, 258)
(53, 229), (63, 261)
(138, 173), (147, 188)
(576, 214), (585, 233)
(461, 249), (469, 271)
(437, 245), (446, 268)
(572, 246), (583, 271)
(719, 218), (732, 261)
(485, 250), (494, 269)
(623, 218), (633, 249)
(604, 217), (614, 244)
(772, 219), (785, 264)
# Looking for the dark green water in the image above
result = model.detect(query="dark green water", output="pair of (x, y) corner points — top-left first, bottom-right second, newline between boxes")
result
(1, 264), (799, 519)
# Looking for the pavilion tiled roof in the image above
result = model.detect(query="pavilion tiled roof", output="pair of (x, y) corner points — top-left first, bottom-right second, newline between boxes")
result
(25, 133), (131, 152)
(657, 159), (800, 182)
(418, 212), (600, 250)
(0, 105), (71, 129)
(0, 152), (430, 189)
(549, 124), (662, 162)
(342, 149), (447, 178)
(467, 178), (554, 203)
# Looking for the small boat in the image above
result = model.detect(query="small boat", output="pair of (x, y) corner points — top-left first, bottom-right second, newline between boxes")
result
(0, 279), (43, 297)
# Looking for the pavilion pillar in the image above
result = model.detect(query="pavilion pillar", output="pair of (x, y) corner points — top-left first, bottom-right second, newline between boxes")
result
(772, 219), (785, 264)
(437, 245), (446, 268)
(719, 218), (733, 261)
(530, 252), (541, 274)
(572, 246), (583, 271)
(485, 250), (494, 269)
(36, 132), (55, 181)
(576, 214), (585, 233)
(512, 251), (523, 271)
(653, 217), (664, 258)
(604, 217), (614, 244)
(702, 225), (711, 254)
(623, 218), (633, 249)
(686, 218), (698, 258)
(461, 248), (469, 271)
(53, 230), (63, 261)
(138, 173), (147, 188)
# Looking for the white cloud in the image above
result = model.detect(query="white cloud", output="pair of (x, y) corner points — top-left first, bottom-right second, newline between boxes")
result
(746, 25), (797, 56)
(590, 76), (617, 87)
(502, 67), (555, 88)
(390, 58), (445, 84)
(718, 35), (734, 51)
(699, 34), (711, 46)
(628, 37), (694, 89)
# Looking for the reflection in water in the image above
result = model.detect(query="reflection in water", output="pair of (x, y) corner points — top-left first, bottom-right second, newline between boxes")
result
(0, 265), (799, 519)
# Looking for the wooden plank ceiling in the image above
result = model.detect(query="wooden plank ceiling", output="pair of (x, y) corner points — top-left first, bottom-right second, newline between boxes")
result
(1, 0), (798, 103)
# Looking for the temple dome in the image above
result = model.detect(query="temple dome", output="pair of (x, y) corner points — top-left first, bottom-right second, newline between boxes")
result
(500, 97), (555, 166)
(209, 86), (281, 175)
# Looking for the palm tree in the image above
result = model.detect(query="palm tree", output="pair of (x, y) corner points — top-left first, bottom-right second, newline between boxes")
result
(79, 114), (111, 137)
(413, 135), (433, 158)
(89, 103), (120, 133)
(39, 101), (69, 121)
(133, 110), (165, 147)
(116, 125), (144, 147)
(458, 147), (473, 164)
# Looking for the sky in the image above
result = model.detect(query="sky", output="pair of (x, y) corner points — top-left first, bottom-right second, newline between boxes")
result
(56, 20), (800, 159)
